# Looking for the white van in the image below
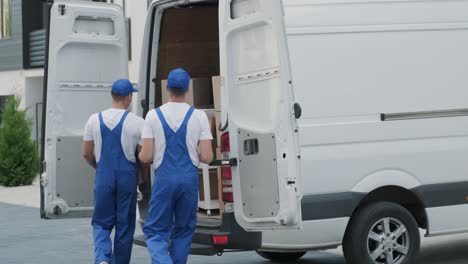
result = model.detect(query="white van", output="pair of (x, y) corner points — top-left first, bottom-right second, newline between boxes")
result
(41, 0), (468, 263)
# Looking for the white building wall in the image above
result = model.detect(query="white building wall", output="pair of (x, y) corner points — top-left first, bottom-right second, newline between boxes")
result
(24, 76), (44, 143)
(0, 70), (25, 97)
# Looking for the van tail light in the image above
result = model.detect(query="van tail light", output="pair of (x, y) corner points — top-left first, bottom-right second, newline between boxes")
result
(220, 132), (233, 203)
(221, 165), (233, 203)
(220, 132), (230, 152)
(212, 235), (229, 245)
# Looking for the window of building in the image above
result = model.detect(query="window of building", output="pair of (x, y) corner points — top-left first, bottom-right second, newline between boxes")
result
(0, 0), (11, 39)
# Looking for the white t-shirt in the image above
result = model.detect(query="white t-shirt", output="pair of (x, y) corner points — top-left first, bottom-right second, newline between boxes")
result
(142, 102), (213, 169)
(83, 108), (144, 163)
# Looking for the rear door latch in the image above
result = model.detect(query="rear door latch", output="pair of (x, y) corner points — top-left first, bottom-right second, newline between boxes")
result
(210, 158), (238, 167)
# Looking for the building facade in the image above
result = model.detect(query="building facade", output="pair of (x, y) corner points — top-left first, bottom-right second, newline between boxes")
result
(0, 0), (147, 149)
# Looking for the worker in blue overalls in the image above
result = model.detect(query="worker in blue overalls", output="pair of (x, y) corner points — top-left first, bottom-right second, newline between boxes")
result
(139, 68), (214, 264)
(82, 79), (148, 264)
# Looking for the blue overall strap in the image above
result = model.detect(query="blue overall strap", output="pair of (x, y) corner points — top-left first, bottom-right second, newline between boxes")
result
(98, 111), (129, 131)
(118, 111), (130, 128)
(98, 112), (105, 128)
(155, 108), (170, 132)
(155, 107), (194, 134)
(181, 107), (195, 128)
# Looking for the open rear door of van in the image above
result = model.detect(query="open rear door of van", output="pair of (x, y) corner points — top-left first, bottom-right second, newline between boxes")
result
(219, 0), (302, 230)
(41, 1), (128, 218)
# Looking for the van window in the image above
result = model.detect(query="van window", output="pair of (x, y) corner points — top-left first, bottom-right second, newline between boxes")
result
(231, 0), (261, 19)
(73, 16), (115, 36)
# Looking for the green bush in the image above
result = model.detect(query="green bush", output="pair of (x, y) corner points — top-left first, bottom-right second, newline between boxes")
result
(0, 96), (39, 186)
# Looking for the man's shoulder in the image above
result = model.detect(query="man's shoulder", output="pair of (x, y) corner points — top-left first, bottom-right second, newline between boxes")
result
(145, 109), (159, 120)
(127, 112), (144, 121)
(190, 109), (210, 127)
(86, 113), (99, 124)
(193, 108), (208, 118)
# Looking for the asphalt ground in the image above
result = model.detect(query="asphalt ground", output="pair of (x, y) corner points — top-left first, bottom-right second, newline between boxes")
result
(2, 202), (468, 264)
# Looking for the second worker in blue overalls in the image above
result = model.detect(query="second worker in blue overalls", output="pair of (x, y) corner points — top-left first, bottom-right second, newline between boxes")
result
(139, 68), (214, 264)
(82, 79), (149, 264)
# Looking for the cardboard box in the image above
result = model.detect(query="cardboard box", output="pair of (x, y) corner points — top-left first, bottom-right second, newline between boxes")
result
(198, 168), (219, 201)
(161, 78), (213, 107)
(154, 7), (220, 107)
(212, 76), (221, 111)
(215, 111), (222, 146)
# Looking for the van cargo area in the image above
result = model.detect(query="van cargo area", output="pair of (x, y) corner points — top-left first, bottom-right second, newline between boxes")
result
(135, 1), (263, 256)
(154, 4), (219, 108)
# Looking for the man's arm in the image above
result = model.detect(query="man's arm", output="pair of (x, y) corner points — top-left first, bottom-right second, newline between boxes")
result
(198, 111), (214, 164)
(82, 140), (96, 169)
(137, 144), (151, 184)
(198, 140), (214, 164)
(139, 138), (154, 164)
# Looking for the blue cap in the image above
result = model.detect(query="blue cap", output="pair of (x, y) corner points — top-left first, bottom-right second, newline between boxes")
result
(167, 68), (191, 92)
(111, 79), (138, 96)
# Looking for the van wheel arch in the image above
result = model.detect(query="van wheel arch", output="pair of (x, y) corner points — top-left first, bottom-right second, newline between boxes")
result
(350, 186), (428, 230)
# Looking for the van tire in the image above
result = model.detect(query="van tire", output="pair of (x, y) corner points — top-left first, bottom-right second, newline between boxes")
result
(343, 202), (420, 264)
(256, 251), (306, 263)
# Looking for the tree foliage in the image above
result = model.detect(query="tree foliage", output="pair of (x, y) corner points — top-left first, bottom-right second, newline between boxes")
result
(0, 96), (38, 186)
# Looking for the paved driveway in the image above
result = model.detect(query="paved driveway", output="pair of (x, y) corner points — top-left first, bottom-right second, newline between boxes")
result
(1, 202), (468, 264)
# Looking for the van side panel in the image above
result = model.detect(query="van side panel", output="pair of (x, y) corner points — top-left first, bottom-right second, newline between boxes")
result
(262, 217), (348, 250)
(282, 0), (468, 240)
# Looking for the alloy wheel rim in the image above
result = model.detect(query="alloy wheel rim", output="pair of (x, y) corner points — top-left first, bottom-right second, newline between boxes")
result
(366, 217), (410, 264)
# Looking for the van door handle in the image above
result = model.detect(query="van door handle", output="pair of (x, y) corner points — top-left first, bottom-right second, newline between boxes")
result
(293, 102), (302, 119)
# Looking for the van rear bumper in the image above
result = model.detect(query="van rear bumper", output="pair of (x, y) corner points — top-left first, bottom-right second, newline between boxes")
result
(191, 212), (262, 255)
(133, 212), (261, 255)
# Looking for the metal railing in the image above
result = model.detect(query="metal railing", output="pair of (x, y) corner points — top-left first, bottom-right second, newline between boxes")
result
(29, 29), (46, 68)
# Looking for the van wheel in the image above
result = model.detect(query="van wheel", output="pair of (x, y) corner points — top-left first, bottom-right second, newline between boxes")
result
(343, 202), (420, 264)
(256, 251), (306, 263)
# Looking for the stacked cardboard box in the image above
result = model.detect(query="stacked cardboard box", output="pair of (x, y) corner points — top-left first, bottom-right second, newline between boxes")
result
(161, 78), (213, 108)
(154, 7), (219, 107)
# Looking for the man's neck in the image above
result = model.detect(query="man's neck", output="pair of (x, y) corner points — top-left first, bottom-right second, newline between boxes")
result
(169, 96), (186, 103)
(111, 101), (127, 110)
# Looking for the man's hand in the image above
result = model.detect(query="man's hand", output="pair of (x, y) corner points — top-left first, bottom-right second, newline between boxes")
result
(82, 140), (97, 169)
(137, 144), (150, 185)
